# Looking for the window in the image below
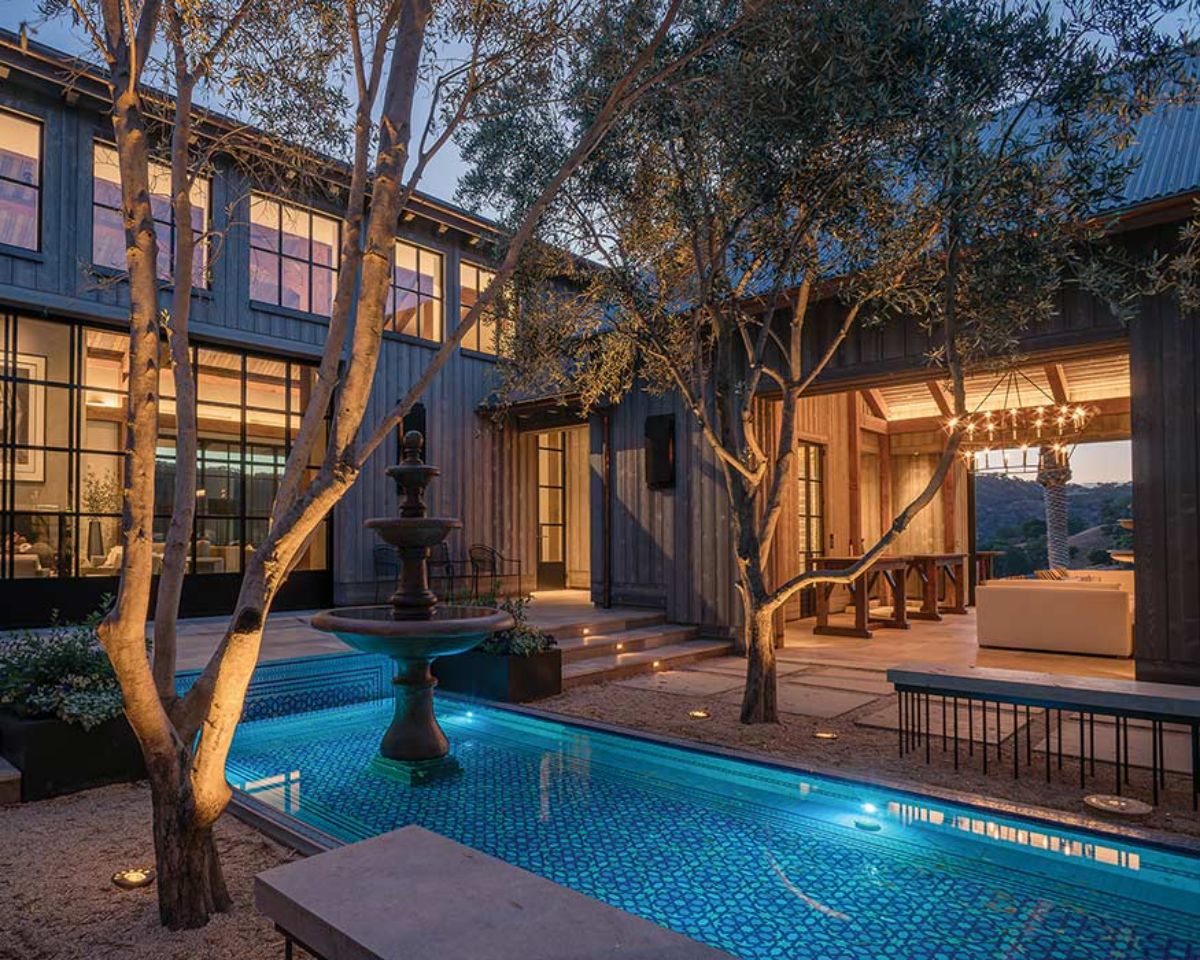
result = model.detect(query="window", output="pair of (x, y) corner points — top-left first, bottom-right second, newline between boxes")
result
(459, 261), (507, 356)
(0, 110), (41, 251)
(92, 142), (210, 286)
(249, 195), (339, 316)
(0, 313), (329, 584)
(387, 240), (442, 341)
(796, 441), (825, 617)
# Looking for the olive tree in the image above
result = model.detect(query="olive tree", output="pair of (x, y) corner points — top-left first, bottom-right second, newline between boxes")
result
(46, 0), (748, 929)
(464, 0), (1196, 722)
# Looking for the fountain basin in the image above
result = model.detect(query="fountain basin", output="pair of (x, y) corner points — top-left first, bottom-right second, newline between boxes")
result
(365, 517), (462, 550)
(311, 604), (513, 657)
(311, 604), (514, 780)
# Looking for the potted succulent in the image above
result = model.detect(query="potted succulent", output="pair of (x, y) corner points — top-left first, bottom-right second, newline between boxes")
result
(0, 603), (144, 800)
(433, 595), (561, 702)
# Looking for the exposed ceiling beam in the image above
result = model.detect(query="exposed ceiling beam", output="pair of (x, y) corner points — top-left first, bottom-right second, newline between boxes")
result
(926, 380), (953, 417)
(861, 389), (890, 420)
(1045, 363), (1071, 404)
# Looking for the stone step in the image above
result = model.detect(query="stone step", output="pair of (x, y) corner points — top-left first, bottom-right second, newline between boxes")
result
(0, 755), (21, 806)
(538, 611), (667, 641)
(557, 624), (701, 663)
(562, 639), (734, 689)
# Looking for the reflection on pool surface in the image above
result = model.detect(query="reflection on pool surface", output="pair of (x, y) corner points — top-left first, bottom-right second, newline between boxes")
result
(228, 696), (1200, 960)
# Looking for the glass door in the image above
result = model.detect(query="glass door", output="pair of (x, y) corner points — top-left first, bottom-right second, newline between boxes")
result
(796, 441), (825, 617)
(537, 431), (567, 589)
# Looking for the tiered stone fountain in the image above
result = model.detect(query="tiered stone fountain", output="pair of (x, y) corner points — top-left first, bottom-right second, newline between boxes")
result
(311, 431), (512, 783)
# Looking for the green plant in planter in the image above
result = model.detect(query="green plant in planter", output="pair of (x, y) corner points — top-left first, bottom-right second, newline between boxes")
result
(476, 595), (555, 657)
(0, 598), (124, 729)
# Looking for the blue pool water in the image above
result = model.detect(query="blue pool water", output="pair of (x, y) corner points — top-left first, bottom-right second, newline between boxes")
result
(228, 696), (1200, 960)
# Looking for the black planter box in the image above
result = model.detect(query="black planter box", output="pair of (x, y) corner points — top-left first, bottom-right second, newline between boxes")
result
(433, 649), (562, 703)
(0, 710), (146, 801)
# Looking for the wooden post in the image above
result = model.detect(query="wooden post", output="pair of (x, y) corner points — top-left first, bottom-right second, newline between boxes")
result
(879, 430), (892, 542)
(848, 394), (862, 554)
(942, 459), (957, 553)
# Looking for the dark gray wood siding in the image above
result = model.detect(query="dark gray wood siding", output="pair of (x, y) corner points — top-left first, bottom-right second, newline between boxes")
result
(1131, 291), (1200, 683)
(0, 71), (523, 611)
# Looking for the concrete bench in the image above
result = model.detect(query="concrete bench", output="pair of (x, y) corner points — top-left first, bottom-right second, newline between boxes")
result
(255, 825), (733, 960)
(886, 663), (1200, 809)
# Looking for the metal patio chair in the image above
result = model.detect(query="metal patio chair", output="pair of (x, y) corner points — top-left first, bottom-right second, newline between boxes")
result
(468, 543), (523, 598)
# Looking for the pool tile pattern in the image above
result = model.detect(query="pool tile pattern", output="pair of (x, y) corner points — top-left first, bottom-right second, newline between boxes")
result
(229, 698), (1200, 960)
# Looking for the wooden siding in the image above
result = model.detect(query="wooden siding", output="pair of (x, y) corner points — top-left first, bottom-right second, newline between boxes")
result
(1131, 292), (1200, 683)
(565, 426), (591, 589)
(0, 73), (522, 610)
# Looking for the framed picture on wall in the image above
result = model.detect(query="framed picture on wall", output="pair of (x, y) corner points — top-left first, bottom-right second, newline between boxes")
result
(1, 353), (47, 483)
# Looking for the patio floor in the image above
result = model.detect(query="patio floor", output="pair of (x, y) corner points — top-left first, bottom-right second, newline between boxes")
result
(172, 589), (648, 672)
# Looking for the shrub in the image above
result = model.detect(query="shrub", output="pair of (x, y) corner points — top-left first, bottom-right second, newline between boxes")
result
(0, 601), (124, 729)
(476, 595), (556, 657)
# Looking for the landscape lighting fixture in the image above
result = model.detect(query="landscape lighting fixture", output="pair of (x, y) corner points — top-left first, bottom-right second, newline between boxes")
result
(111, 867), (155, 890)
(688, 708), (711, 719)
(813, 731), (839, 741)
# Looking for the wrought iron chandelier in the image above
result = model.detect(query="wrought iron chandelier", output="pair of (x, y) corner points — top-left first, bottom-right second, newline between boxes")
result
(942, 369), (1095, 474)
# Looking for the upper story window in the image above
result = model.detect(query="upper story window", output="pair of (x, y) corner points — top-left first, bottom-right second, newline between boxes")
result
(0, 110), (42, 251)
(249, 195), (339, 316)
(459, 262), (506, 356)
(387, 240), (442, 341)
(92, 142), (210, 287)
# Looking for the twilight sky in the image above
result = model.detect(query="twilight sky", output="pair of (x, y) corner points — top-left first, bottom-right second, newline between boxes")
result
(3, 4), (1139, 486)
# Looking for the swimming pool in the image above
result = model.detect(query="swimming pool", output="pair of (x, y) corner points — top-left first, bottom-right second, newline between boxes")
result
(228, 694), (1200, 960)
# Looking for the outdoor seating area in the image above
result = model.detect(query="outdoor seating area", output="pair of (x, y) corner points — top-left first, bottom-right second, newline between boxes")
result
(3, 4), (1200, 959)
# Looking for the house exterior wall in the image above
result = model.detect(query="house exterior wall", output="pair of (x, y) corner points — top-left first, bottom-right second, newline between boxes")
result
(0, 59), (519, 625)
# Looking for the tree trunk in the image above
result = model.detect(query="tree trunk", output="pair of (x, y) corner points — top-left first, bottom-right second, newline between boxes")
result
(740, 606), (778, 723)
(149, 759), (231, 930)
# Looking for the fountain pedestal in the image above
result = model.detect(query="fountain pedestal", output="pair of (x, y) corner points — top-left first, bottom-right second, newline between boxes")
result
(310, 432), (513, 782)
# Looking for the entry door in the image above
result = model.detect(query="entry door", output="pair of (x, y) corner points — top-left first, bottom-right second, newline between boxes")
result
(796, 441), (825, 617)
(537, 431), (567, 589)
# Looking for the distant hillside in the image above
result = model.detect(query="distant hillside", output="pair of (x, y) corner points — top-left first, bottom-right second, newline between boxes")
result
(975, 474), (1133, 576)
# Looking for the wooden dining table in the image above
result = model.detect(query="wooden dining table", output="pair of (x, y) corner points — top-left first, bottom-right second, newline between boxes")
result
(975, 549), (1005, 584)
(907, 553), (969, 621)
(809, 555), (910, 639)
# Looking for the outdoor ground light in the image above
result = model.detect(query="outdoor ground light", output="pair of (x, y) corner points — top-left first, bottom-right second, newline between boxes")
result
(813, 731), (839, 741)
(688, 708), (711, 719)
(111, 867), (155, 890)
(861, 802), (878, 815)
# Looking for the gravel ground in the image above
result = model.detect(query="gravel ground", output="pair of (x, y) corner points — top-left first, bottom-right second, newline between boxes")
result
(0, 782), (296, 960)
(537, 682), (1200, 839)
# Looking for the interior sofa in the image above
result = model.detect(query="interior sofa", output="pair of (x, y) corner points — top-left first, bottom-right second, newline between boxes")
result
(976, 578), (1133, 657)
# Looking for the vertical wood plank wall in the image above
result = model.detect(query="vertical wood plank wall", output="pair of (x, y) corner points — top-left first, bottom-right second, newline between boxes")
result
(1131, 293), (1200, 684)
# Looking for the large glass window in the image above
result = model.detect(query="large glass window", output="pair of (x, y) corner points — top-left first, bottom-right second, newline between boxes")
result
(387, 240), (442, 341)
(0, 313), (329, 581)
(0, 110), (41, 251)
(459, 261), (507, 356)
(249, 195), (339, 316)
(92, 142), (210, 286)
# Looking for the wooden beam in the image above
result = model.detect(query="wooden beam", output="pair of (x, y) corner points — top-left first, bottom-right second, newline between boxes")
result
(942, 460), (958, 553)
(1045, 363), (1070, 404)
(879, 430), (893, 540)
(861, 389), (890, 420)
(848, 395), (862, 553)
(926, 380), (953, 417)
(861, 413), (889, 435)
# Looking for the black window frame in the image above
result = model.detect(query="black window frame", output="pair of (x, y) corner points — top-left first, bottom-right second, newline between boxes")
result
(0, 107), (44, 253)
(91, 140), (211, 287)
(459, 260), (505, 356)
(386, 238), (444, 342)
(248, 193), (341, 317)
